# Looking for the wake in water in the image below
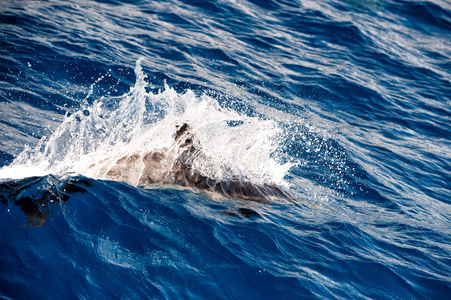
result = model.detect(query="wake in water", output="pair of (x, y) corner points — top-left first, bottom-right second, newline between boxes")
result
(0, 59), (293, 202)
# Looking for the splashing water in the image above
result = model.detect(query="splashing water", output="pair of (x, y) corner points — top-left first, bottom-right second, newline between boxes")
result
(0, 59), (292, 188)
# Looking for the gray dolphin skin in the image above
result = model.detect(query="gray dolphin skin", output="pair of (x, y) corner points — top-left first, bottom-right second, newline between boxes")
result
(102, 124), (292, 202)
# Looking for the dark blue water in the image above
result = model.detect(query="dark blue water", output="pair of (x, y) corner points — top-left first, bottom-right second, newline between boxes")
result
(1, 0), (450, 299)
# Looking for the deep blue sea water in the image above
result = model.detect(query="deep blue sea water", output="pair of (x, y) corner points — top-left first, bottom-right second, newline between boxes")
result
(1, 0), (450, 299)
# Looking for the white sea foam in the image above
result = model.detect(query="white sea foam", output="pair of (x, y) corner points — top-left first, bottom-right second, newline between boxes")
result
(0, 59), (292, 187)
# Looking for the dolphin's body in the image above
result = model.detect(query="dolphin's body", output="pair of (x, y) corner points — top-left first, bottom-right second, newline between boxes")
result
(1, 124), (292, 228)
(98, 124), (292, 202)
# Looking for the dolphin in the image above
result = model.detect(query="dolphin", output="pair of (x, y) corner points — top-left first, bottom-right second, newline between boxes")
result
(1, 124), (292, 228)
(98, 123), (292, 202)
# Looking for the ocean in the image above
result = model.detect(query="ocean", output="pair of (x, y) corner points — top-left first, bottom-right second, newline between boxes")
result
(0, 0), (450, 299)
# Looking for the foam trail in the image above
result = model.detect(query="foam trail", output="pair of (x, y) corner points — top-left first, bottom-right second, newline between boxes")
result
(0, 60), (292, 188)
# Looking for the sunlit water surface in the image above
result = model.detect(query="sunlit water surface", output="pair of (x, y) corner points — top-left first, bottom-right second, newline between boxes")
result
(1, 0), (450, 299)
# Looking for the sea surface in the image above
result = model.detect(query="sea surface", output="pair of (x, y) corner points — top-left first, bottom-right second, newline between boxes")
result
(1, 0), (450, 299)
